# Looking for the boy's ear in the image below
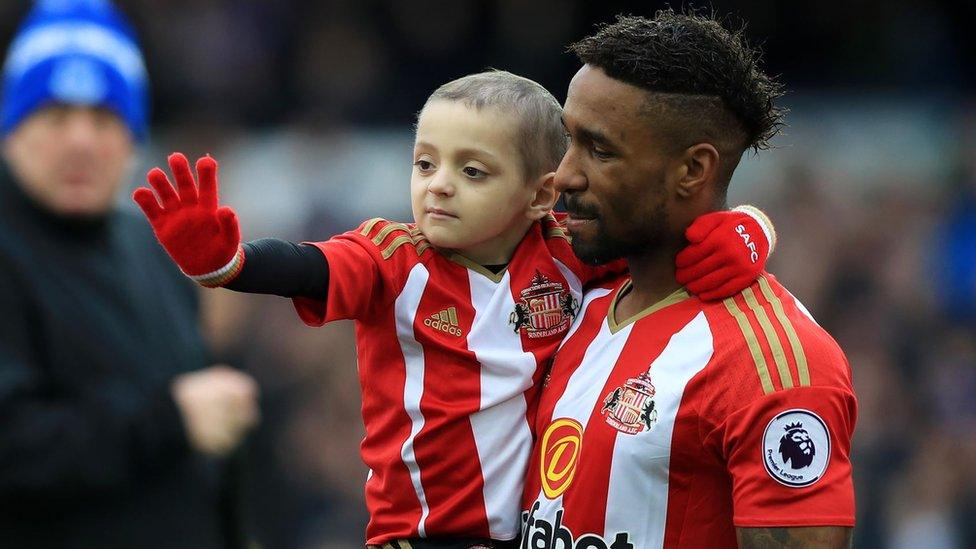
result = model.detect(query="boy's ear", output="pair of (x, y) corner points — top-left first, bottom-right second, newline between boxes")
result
(527, 171), (558, 221)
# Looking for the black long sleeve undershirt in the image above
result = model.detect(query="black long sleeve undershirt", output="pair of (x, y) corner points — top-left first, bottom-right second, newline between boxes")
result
(223, 238), (510, 301)
(224, 238), (329, 300)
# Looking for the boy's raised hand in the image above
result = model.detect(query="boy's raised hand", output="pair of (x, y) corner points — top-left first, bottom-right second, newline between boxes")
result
(675, 206), (776, 301)
(133, 153), (244, 287)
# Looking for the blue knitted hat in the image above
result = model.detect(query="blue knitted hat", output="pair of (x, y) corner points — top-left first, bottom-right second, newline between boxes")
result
(1, 0), (148, 140)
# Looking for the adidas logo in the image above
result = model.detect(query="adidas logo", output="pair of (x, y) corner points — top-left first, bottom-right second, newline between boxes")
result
(423, 306), (463, 337)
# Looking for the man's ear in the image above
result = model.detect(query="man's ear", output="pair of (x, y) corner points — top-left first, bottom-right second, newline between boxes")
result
(527, 171), (558, 221)
(674, 143), (719, 199)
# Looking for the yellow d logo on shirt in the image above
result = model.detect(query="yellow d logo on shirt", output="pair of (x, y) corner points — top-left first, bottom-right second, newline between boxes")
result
(540, 418), (583, 499)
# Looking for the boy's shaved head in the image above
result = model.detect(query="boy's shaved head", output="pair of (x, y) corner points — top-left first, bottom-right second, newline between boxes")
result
(422, 70), (566, 179)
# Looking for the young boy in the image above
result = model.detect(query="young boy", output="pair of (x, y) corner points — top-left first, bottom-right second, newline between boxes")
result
(133, 70), (775, 548)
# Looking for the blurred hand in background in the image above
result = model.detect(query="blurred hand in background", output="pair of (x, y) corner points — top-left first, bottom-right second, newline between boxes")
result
(172, 365), (260, 458)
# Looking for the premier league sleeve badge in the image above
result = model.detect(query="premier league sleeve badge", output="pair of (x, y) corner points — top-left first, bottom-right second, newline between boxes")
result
(762, 409), (831, 487)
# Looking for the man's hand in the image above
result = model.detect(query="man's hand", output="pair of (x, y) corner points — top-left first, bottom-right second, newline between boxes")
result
(132, 153), (244, 287)
(675, 206), (776, 301)
(171, 365), (260, 457)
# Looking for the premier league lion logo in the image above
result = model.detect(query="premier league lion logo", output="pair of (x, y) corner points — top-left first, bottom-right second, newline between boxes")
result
(778, 421), (816, 470)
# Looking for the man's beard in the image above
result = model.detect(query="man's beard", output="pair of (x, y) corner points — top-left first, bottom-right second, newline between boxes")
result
(569, 199), (670, 266)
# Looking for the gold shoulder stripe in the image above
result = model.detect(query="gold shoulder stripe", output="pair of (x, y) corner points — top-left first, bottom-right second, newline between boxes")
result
(724, 298), (775, 395)
(381, 235), (415, 259)
(359, 218), (384, 237)
(758, 277), (809, 386)
(742, 287), (794, 389)
(546, 227), (571, 241)
(376, 541), (412, 549)
(371, 222), (410, 246)
(374, 224), (431, 260)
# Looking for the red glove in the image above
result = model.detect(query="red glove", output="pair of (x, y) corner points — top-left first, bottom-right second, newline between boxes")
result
(675, 205), (776, 301)
(132, 153), (244, 287)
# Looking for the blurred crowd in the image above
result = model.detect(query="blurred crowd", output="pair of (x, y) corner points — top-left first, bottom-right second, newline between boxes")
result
(2, 0), (974, 548)
(3, 0), (974, 130)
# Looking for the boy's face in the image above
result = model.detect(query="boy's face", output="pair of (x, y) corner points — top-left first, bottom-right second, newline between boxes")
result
(411, 100), (542, 265)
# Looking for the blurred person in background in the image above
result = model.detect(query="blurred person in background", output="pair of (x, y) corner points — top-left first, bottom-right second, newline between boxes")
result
(0, 1), (258, 547)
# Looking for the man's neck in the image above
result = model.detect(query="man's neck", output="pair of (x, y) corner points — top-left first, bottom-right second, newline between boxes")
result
(614, 244), (682, 322)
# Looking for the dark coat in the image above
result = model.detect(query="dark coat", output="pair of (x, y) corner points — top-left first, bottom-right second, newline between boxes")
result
(0, 162), (238, 548)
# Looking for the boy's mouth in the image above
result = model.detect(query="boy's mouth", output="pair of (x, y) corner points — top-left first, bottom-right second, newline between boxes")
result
(426, 206), (458, 219)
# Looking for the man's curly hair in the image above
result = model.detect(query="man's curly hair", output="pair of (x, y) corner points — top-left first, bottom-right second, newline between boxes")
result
(570, 9), (785, 154)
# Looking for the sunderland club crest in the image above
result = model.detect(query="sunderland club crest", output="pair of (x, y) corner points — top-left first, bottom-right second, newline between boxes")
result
(602, 372), (658, 435)
(509, 271), (578, 339)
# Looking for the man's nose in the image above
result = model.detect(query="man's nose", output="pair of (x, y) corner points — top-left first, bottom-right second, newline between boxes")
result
(553, 149), (586, 193)
(63, 112), (100, 150)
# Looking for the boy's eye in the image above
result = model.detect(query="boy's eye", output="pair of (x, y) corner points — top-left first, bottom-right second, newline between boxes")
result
(462, 166), (487, 179)
(414, 160), (434, 171)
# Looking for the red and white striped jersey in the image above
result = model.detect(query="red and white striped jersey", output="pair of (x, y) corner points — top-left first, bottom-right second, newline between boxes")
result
(521, 273), (857, 549)
(293, 214), (615, 545)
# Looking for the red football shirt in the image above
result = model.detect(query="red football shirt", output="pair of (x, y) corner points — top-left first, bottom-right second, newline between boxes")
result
(521, 273), (857, 548)
(293, 214), (613, 544)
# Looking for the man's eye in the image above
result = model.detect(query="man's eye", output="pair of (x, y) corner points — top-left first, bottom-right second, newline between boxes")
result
(592, 147), (612, 160)
(462, 166), (487, 178)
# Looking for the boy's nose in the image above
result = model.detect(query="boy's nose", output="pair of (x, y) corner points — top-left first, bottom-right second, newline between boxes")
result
(427, 172), (455, 196)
